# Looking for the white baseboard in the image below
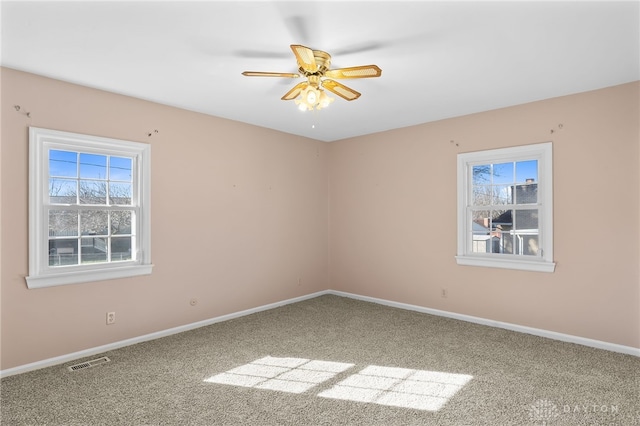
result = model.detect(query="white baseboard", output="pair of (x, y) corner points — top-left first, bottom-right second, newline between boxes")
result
(0, 290), (328, 378)
(2, 289), (638, 378)
(328, 290), (640, 357)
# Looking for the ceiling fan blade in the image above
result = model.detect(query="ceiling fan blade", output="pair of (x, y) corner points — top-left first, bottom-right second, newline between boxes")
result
(325, 65), (382, 79)
(290, 44), (318, 73)
(282, 82), (309, 100)
(321, 79), (361, 101)
(242, 71), (300, 78)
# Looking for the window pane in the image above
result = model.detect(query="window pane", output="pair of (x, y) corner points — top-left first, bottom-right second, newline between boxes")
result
(489, 209), (511, 254)
(491, 209), (512, 228)
(514, 181), (537, 204)
(516, 160), (537, 184)
(511, 210), (539, 256)
(49, 239), (78, 266)
(112, 236), (132, 261)
(49, 210), (78, 237)
(472, 233), (491, 253)
(492, 162), (514, 184)
(472, 165), (491, 184)
(79, 180), (107, 204)
(515, 209), (538, 230)
(472, 185), (492, 206)
(471, 209), (491, 224)
(492, 185), (511, 205)
(49, 150), (77, 177)
(80, 153), (107, 179)
(493, 231), (514, 254)
(81, 237), (108, 264)
(111, 211), (132, 235)
(522, 236), (539, 256)
(80, 210), (108, 236)
(110, 156), (132, 181)
(49, 178), (77, 204)
(470, 210), (491, 253)
(109, 182), (132, 205)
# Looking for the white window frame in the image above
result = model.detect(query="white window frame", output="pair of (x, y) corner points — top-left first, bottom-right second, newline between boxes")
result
(456, 142), (555, 273)
(27, 127), (152, 289)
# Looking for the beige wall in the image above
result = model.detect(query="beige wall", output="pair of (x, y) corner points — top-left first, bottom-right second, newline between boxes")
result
(0, 68), (329, 370)
(1, 68), (638, 371)
(329, 81), (640, 349)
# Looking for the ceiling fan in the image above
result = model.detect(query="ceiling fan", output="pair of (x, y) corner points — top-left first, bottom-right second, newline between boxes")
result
(242, 44), (382, 111)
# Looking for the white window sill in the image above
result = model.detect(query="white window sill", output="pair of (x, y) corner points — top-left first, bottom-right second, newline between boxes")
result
(455, 256), (556, 273)
(26, 264), (153, 289)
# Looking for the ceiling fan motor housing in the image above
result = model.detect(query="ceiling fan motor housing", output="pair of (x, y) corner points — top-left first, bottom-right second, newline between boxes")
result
(299, 50), (332, 82)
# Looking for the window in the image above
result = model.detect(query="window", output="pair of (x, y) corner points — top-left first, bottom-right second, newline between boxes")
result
(456, 142), (555, 272)
(27, 127), (152, 288)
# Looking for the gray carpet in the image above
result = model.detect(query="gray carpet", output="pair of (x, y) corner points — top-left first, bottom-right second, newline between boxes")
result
(1, 294), (639, 425)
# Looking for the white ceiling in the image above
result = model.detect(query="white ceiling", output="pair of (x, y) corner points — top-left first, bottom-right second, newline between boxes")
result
(2, 1), (639, 142)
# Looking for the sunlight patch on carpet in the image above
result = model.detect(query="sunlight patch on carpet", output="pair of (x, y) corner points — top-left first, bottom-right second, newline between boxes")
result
(205, 356), (473, 411)
(318, 365), (473, 411)
(204, 356), (355, 394)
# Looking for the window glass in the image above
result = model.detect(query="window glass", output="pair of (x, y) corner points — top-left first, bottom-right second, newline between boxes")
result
(49, 150), (77, 177)
(79, 153), (107, 179)
(109, 156), (132, 181)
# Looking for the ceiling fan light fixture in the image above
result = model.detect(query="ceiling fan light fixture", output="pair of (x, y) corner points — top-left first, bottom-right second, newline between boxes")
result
(295, 85), (333, 111)
(297, 101), (311, 112)
(305, 86), (318, 104)
(318, 90), (334, 109)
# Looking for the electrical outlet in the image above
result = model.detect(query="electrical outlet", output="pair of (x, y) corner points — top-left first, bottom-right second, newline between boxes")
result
(106, 312), (116, 325)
